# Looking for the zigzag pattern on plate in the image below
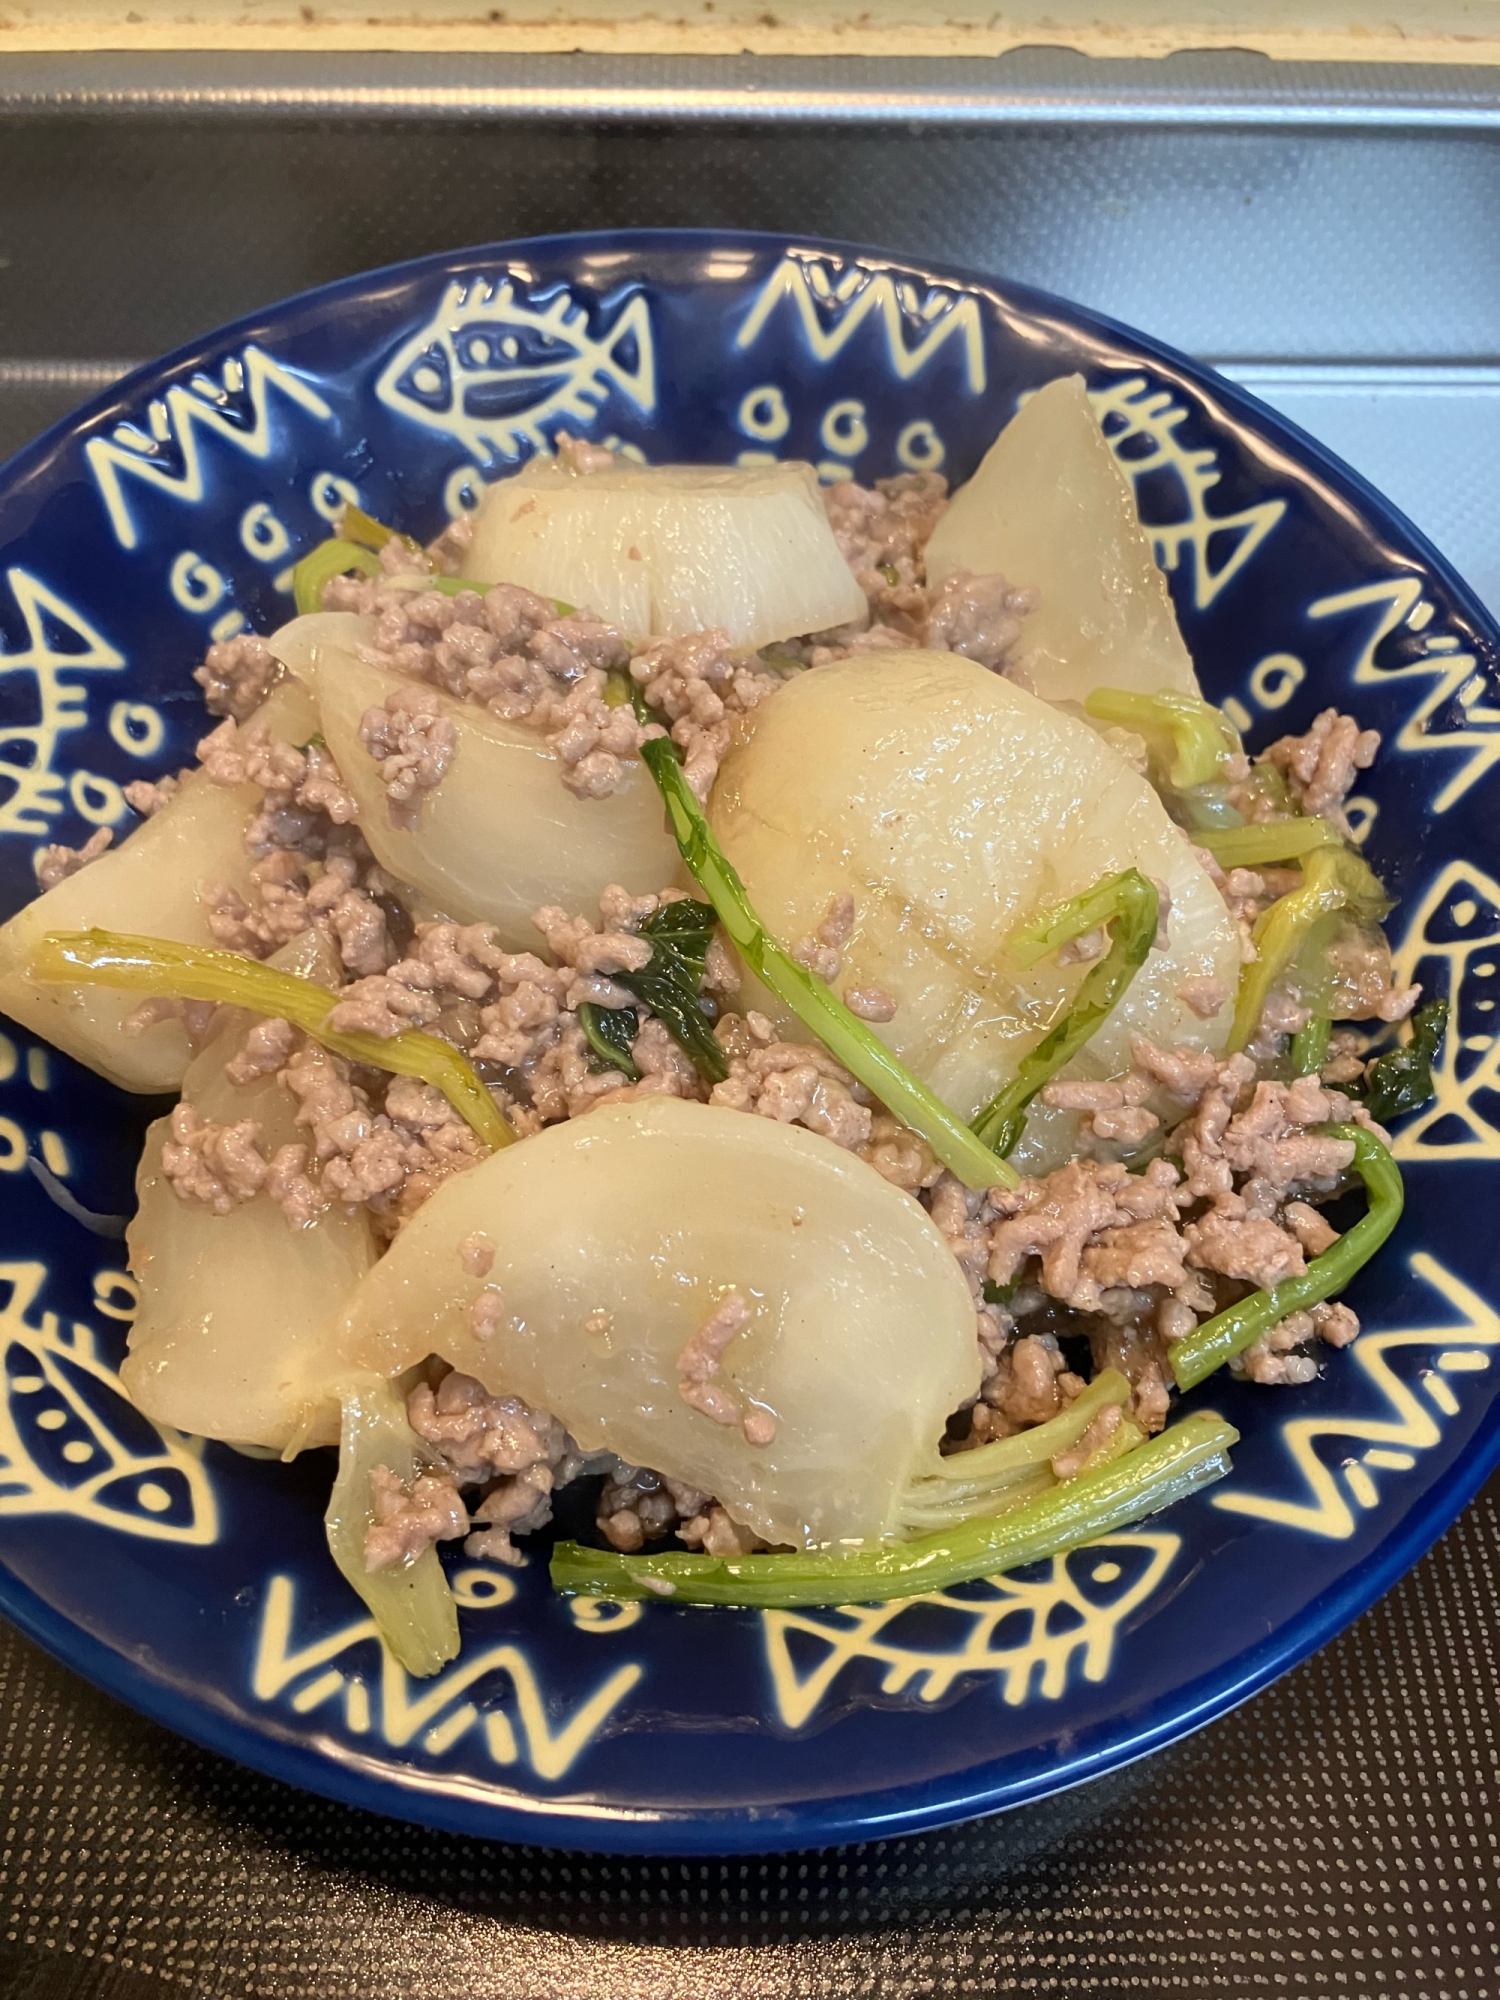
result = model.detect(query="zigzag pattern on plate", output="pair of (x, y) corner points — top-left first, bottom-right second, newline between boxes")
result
(84, 348), (334, 552)
(1213, 1253), (1497, 1539)
(735, 253), (987, 392)
(760, 1532), (1178, 1730)
(252, 1570), (642, 1780)
(1312, 576), (1500, 813)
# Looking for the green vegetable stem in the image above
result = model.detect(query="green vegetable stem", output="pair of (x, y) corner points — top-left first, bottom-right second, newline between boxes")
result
(1169, 1123), (1403, 1391)
(550, 1410), (1238, 1609)
(1229, 846), (1391, 1052)
(1289, 1013), (1332, 1078)
(1194, 818), (1343, 870)
(1084, 688), (1243, 790)
(635, 731), (1019, 1191)
(969, 869), (1159, 1157)
(291, 539), (382, 616)
(29, 929), (514, 1154)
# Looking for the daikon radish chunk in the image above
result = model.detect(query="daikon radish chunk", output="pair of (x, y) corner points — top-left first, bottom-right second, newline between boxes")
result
(462, 458), (867, 649)
(708, 651), (1239, 1174)
(297, 625), (676, 947)
(336, 1096), (979, 1549)
(325, 1373), (460, 1676)
(0, 678), (318, 1091)
(122, 929), (378, 1452)
(926, 375), (1202, 703)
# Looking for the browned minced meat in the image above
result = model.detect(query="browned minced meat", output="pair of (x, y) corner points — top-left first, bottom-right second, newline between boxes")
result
(197, 714), (359, 845)
(629, 628), (781, 802)
(596, 1464), (766, 1557)
(268, 1045), (483, 1234)
(792, 890), (855, 984)
(363, 1464), (469, 1572)
(1325, 928), (1422, 1024)
(1258, 708), (1380, 838)
(194, 633), (284, 721)
(322, 567), (661, 802)
(33, 826), (112, 891)
(823, 471), (949, 612)
(358, 685), (457, 828)
(159, 1102), (269, 1214)
(710, 1011), (873, 1152)
(923, 570), (1038, 673)
(1238, 1300), (1360, 1386)
(122, 771), (187, 817)
(676, 1290), (775, 1444)
(950, 1050), (1388, 1429)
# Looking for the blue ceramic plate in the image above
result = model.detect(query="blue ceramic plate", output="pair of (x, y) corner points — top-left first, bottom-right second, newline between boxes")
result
(1, 230), (1498, 1854)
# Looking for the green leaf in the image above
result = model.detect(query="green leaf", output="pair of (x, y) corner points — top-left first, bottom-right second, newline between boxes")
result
(616, 899), (727, 1082)
(578, 1002), (641, 1079)
(1363, 998), (1449, 1124)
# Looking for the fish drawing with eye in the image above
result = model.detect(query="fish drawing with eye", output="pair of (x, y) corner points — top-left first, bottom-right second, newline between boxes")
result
(375, 276), (657, 467)
(0, 1261), (217, 1546)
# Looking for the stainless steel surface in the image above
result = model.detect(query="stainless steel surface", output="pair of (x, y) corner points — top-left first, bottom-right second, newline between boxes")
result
(2, 51), (1495, 612)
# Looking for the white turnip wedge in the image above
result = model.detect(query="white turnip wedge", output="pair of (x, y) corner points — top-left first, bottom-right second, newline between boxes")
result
(0, 677), (318, 1091)
(924, 374), (1202, 703)
(462, 457), (867, 648)
(709, 650), (1239, 1173)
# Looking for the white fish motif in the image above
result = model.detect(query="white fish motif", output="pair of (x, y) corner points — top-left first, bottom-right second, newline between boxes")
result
(761, 1533), (1179, 1729)
(1388, 859), (1500, 1162)
(375, 276), (656, 468)
(0, 567), (125, 840)
(1088, 376), (1286, 611)
(0, 1261), (217, 1545)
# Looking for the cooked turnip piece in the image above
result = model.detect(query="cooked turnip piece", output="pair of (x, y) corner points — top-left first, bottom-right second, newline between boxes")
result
(325, 1373), (460, 1676)
(708, 651), (1239, 1173)
(926, 375), (1201, 703)
(122, 931), (378, 1452)
(0, 678), (317, 1091)
(336, 1096), (979, 1549)
(283, 619), (677, 947)
(461, 457), (867, 649)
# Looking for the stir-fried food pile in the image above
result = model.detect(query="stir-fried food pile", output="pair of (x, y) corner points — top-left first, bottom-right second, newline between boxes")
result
(0, 376), (1437, 1674)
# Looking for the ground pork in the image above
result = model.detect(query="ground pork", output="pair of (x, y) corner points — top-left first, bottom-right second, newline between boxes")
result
(1050, 1400), (1124, 1481)
(1177, 974), (1232, 1020)
(1324, 928), (1422, 1024)
(363, 1464), (469, 1571)
(358, 685), (457, 827)
(159, 1102), (269, 1214)
(792, 891), (855, 984)
(123, 771), (187, 817)
(596, 1463), (713, 1552)
(675, 1290), (774, 1443)
(269, 1043), (483, 1233)
(923, 569), (1036, 672)
(709, 1012), (873, 1151)
(629, 627), (781, 801)
(323, 565), (658, 801)
(1258, 707), (1380, 836)
(194, 633), (284, 721)
(823, 471), (950, 613)
(33, 826), (111, 890)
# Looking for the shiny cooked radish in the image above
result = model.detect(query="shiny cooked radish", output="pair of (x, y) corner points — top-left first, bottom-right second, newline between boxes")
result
(122, 930), (378, 1452)
(461, 458), (867, 649)
(924, 375), (1202, 704)
(271, 612), (677, 948)
(708, 651), (1239, 1174)
(0, 677), (317, 1092)
(335, 1096), (980, 1549)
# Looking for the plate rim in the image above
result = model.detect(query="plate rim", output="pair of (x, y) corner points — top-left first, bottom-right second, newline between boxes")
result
(1, 225), (1497, 1854)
